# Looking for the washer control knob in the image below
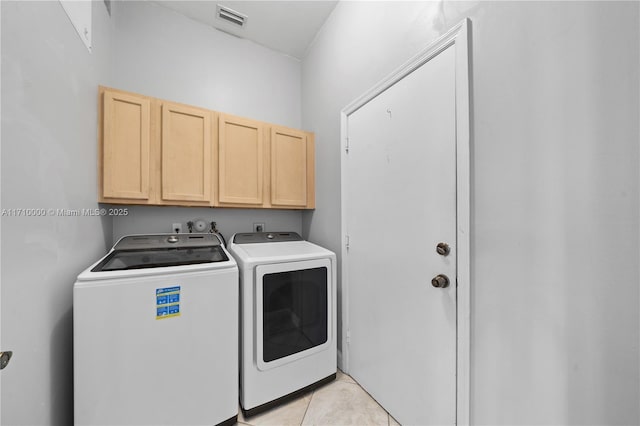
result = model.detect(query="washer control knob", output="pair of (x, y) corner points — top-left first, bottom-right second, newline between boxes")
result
(167, 235), (179, 243)
(431, 274), (450, 288)
(266, 233), (275, 239)
(194, 219), (207, 232)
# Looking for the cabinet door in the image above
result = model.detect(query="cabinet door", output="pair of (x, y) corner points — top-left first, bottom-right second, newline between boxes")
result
(161, 102), (212, 204)
(218, 114), (264, 205)
(102, 90), (151, 200)
(270, 126), (314, 208)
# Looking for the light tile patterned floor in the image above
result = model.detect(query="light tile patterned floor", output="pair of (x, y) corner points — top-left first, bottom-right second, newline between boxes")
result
(237, 370), (401, 426)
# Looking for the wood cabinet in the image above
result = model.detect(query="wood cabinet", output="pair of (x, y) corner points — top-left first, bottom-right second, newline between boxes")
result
(216, 118), (315, 209)
(99, 86), (315, 209)
(160, 102), (213, 205)
(270, 125), (315, 208)
(99, 89), (153, 203)
(217, 114), (264, 206)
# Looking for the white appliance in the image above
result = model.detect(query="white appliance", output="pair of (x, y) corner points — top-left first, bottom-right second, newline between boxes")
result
(74, 234), (238, 426)
(228, 232), (337, 417)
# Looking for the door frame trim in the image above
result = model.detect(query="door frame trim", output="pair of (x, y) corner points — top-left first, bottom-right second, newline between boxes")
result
(340, 18), (471, 425)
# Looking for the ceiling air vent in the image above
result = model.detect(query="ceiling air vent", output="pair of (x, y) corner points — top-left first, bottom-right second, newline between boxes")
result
(216, 5), (247, 28)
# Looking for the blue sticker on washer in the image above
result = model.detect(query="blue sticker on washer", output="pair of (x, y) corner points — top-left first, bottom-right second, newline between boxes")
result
(157, 286), (180, 296)
(156, 286), (180, 320)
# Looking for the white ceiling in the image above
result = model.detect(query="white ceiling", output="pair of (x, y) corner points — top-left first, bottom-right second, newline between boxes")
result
(152, 1), (339, 59)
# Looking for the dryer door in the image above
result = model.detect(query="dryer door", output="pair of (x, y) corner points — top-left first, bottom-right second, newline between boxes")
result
(255, 258), (332, 371)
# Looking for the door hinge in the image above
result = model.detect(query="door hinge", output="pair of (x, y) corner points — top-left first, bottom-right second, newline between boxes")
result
(345, 137), (350, 154)
(345, 235), (350, 251)
(346, 330), (351, 345)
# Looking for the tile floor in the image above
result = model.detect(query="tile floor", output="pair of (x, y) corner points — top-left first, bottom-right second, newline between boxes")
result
(236, 370), (400, 426)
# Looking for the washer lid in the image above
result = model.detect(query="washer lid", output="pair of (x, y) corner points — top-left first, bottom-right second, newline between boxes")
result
(91, 245), (229, 272)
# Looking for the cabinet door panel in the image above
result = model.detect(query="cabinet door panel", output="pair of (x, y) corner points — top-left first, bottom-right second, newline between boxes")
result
(161, 103), (211, 203)
(218, 115), (263, 205)
(271, 127), (307, 207)
(103, 91), (150, 200)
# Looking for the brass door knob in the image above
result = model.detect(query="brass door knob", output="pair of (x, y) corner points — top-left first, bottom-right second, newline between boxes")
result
(436, 242), (450, 256)
(431, 274), (450, 288)
(0, 351), (13, 370)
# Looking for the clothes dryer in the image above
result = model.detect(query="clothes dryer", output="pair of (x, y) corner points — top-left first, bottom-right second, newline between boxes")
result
(228, 232), (336, 417)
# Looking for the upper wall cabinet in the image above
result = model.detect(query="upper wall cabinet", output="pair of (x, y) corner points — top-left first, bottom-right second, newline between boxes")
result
(216, 117), (316, 209)
(100, 89), (152, 203)
(217, 114), (264, 206)
(160, 102), (213, 205)
(270, 126), (315, 208)
(98, 86), (315, 209)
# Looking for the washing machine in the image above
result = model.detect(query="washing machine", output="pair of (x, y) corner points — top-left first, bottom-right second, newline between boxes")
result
(74, 234), (238, 426)
(228, 232), (337, 417)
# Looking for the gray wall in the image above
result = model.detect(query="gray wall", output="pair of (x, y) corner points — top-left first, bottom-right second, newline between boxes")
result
(112, 206), (301, 243)
(1, 1), (114, 425)
(110, 1), (301, 127)
(302, 1), (639, 424)
(109, 0), (304, 244)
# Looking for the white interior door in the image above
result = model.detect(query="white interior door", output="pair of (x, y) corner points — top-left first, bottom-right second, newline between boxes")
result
(345, 43), (457, 425)
(0, 268), (2, 424)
